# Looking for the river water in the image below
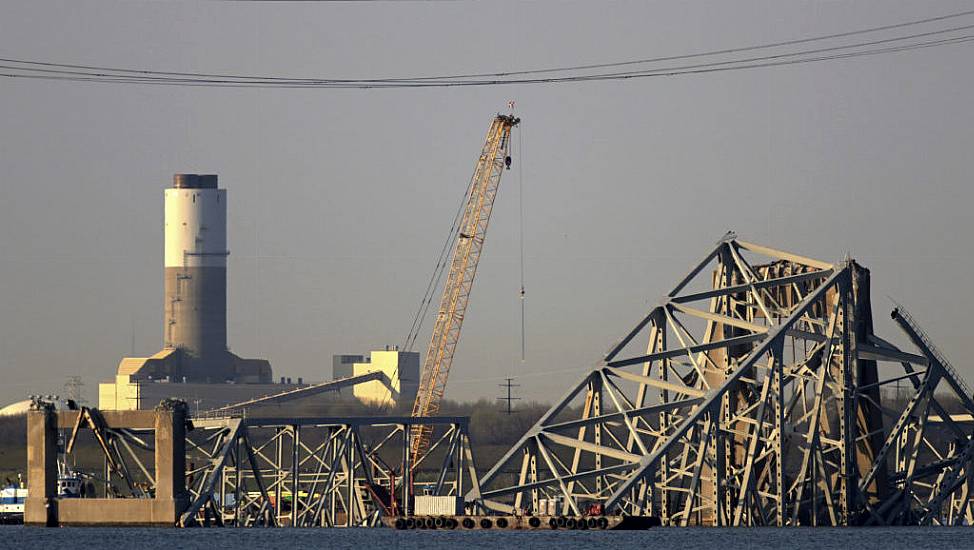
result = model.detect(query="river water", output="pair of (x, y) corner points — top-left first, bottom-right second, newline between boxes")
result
(2, 526), (974, 549)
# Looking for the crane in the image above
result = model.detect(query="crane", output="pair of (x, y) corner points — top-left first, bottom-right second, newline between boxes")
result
(409, 112), (520, 463)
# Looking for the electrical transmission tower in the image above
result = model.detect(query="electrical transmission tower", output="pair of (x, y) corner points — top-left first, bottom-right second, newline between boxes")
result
(63, 376), (85, 405)
(497, 377), (521, 415)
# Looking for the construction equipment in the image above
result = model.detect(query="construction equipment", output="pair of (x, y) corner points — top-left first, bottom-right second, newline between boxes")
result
(409, 113), (520, 462)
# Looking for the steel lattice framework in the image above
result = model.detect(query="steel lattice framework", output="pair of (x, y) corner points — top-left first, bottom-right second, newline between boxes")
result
(49, 410), (482, 527)
(410, 114), (519, 462)
(181, 416), (480, 527)
(474, 234), (974, 526)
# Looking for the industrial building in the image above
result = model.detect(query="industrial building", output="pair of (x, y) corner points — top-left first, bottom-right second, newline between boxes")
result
(332, 349), (420, 407)
(99, 174), (279, 411)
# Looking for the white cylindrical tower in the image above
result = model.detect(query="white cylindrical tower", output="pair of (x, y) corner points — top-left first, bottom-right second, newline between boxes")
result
(164, 174), (230, 376)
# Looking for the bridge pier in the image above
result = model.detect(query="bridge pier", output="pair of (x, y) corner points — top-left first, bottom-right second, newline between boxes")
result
(25, 400), (189, 527)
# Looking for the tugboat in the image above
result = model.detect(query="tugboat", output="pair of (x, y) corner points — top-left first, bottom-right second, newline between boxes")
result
(0, 476), (27, 525)
(0, 467), (89, 525)
(57, 471), (85, 498)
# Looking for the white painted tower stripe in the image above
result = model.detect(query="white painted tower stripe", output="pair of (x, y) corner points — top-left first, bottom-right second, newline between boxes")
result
(164, 188), (228, 268)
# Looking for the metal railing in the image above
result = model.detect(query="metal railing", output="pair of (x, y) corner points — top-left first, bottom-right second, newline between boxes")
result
(191, 407), (245, 420)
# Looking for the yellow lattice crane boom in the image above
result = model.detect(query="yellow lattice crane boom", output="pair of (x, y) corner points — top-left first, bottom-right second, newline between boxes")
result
(410, 113), (520, 462)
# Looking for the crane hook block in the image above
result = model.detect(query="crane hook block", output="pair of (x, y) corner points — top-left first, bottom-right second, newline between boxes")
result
(505, 155), (512, 170)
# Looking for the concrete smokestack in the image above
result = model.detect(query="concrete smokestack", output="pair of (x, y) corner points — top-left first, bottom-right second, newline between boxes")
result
(100, 174), (272, 409)
(164, 174), (230, 378)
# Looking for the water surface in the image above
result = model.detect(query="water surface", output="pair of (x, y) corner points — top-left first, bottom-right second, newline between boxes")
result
(2, 525), (973, 549)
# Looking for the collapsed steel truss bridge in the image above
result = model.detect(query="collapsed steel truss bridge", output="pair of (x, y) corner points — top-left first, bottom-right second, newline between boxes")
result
(182, 415), (480, 527)
(476, 234), (974, 526)
(29, 234), (974, 529)
(36, 409), (480, 527)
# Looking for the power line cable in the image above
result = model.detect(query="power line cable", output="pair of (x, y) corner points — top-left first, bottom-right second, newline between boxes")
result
(3, 9), (972, 82)
(215, 0), (471, 2)
(5, 33), (973, 88)
(2, 10), (973, 88)
(425, 8), (974, 79)
(534, 23), (974, 81)
(402, 154), (476, 351)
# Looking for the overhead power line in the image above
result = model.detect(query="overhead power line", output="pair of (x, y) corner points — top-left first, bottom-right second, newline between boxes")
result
(5, 9), (972, 82)
(4, 11), (974, 82)
(215, 0), (470, 2)
(351, 8), (974, 80)
(2, 10), (973, 88)
(402, 164), (476, 352)
(3, 33), (972, 88)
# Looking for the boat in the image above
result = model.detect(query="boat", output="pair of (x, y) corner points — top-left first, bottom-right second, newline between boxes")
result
(0, 477), (27, 525)
(57, 471), (84, 498)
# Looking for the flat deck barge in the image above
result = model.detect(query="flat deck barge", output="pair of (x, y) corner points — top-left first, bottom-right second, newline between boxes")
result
(382, 515), (661, 530)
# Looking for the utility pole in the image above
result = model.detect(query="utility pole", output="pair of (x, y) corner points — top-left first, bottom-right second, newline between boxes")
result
(497, 377), (521, 415)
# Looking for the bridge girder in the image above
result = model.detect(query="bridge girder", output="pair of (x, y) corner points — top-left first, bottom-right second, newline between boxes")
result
(475, 234), (974, 526)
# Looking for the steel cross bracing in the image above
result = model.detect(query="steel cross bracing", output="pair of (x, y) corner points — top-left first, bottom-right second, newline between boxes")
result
(410, 114), (519, 462)
(180, 415), (481, 527)
(474, 234), (974, 526)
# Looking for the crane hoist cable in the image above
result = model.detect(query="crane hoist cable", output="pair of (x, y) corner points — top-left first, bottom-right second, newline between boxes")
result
(409, 112), (520, 465)
(402, 173), (475, 352)
(517, 121), (526, 365)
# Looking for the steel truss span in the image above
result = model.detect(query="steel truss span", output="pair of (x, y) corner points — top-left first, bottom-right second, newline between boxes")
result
(183, 416), (481, 527)
(475, 233), (974, 526)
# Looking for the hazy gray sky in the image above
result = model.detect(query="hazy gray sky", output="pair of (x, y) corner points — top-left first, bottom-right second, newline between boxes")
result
(1, 0), (972, 406)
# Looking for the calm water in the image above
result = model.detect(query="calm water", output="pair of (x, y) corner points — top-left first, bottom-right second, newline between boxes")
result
(2, 526), (974, 549)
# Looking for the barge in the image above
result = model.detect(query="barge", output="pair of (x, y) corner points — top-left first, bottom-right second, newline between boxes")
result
(382, 514), (661, 531)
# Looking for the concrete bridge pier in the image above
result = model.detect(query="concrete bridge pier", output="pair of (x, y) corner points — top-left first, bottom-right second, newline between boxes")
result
(25, 400), (189, 527)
